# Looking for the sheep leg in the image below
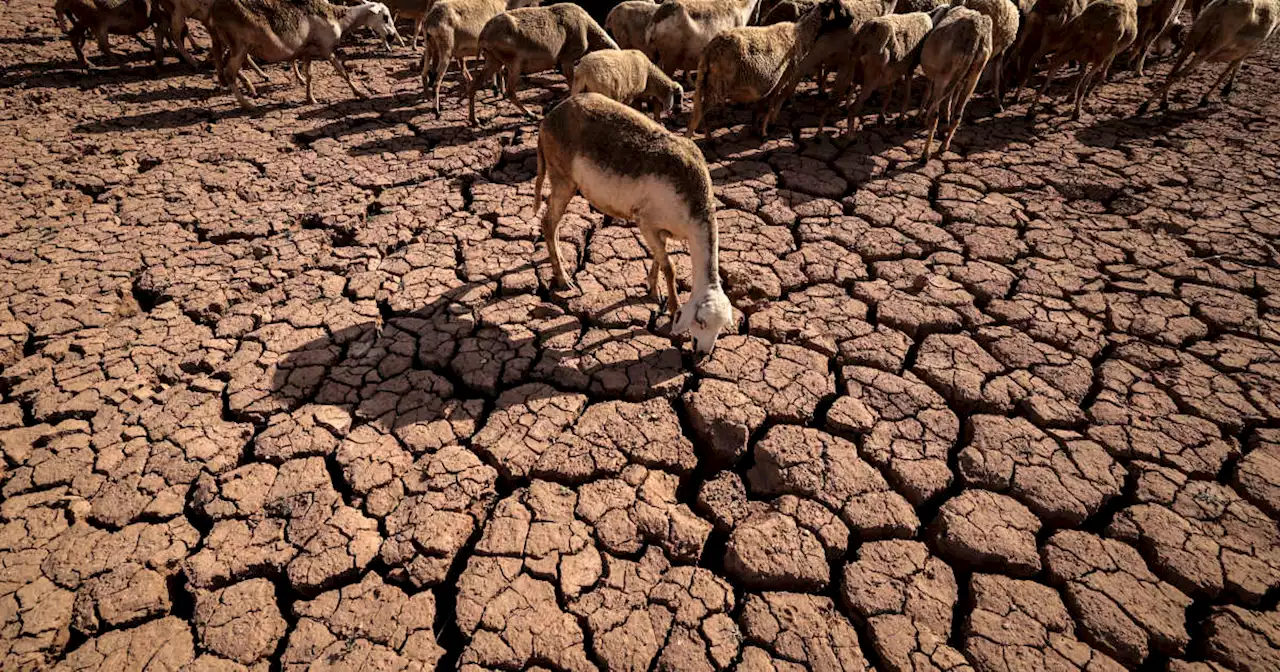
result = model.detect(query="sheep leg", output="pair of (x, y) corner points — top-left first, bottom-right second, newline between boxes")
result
(1026, 55), (1064, 120)
(226, 46), (254, 110)
(920, 81), (946, 163)
(303, 59), (316, 104)
(170, 11), (199, 67)
(70, 23), (92, 69)
(1139, 47), (1197, 113)
(94, 25), (115, 62)
(330, 54), (368, 100)
(247, 56), (270, 84)
(541, 183), (576, 291)
(433, 48), (451, 117)
(687, 80), (706, 137)
(1013, 44), (1047, 104)
(467, 57), (501, 125)
(411, 18), (423, 49)
(878, 80), (896, 126)
(1070, 63), (1093, 120)
(1219, 58), (1245, 101)
(941, 56), (985, 154)
(899, 74), (911, 126)
(640, 226), (676, 314)
(1200, 59), (1241, 107)
(502, 60), (534, 118)
(844, 85), (873, 138)
(991, 54), (1005, 112)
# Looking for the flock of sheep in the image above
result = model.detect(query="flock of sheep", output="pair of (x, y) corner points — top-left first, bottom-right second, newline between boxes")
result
(43, 0), (1280, 353)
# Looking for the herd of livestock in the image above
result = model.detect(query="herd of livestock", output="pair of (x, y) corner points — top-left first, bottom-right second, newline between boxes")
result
(34, 0), (1280, 352)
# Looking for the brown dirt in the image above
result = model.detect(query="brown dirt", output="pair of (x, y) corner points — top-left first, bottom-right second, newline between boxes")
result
(2, 0), (1279, 669)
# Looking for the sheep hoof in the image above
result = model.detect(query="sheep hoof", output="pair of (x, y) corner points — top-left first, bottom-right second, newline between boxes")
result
(1136, 101), (1151, 115)
(1197, 97), (1210, 108)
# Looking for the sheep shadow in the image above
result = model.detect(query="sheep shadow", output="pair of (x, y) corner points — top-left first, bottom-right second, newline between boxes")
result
(267, 260), (693, 444)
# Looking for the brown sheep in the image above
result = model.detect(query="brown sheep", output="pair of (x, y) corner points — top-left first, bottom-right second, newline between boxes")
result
(467, 3), (619, 124)
(1025, 0), (1137, 119)
(954, 0), (1020, 108)
(919, 5), (992, 162)
(645, 0), (763, 76)
(605, 0), (661, 57)
(831, 11), (932, 135)
(1139, 0), (1279, 112)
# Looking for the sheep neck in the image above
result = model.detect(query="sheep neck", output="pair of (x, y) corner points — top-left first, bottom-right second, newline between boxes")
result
(688, 222), (722, 296)
(338, 4), (375, 36)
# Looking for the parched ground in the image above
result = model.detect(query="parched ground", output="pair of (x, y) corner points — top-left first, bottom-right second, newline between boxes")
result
(2, 0), (1280, 669)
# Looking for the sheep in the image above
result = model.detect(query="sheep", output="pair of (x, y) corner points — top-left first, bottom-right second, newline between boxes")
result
(419, 0), (539, 116)
(954, 0), (1019, 108)
(829, 11), (932, 135)
(1139, 0), (1280, 112)
(467, 3), (619, 125)
(1008, 0), (1089, 99)
(383, 0), (433, 48)
(685, 19), (809, 137)
(759, 0), (895, 134)
(1025, 0), (1137, 119)
(208, 0), (397, 109)
(1128, 0), (1186, 75)
(55, 0), (162, 69)
(645, 0), (763, 76)
(605, 0), (661, 57)
(571, 48), (684, 119)
(918, 5), (991, 162)
(894, 0), (946, 11)
(534, 93), (734, 355)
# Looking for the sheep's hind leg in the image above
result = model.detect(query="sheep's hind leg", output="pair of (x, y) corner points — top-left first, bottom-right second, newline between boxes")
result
(330, 54), (368, 100)
(1201, 58), (1242, 106)
(226, 45), (254, 110)
(1218, 57), (1245, 101)
(1138, 48), (1198, 113)
(503, 60), (534, 118)
(302, 60), (316, 104)
(541, 182), (577, 291)
(640, 227), (677, 316)
(1026, 54), (1065, 120)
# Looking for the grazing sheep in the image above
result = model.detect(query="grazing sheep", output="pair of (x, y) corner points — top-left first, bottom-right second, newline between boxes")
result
(383, 0), (433, 48)
(759, 0), (893, 134)
(918, 4), (991, 162)
(605, 0), (661, 56)
(468, 3), (619, 124)
(1139, 0), (1280, 112)
(208, 0), (397, 109)
(1009, 0), (1088, 99)
(954, 0), (1019, 108)
(831, 11), (932, 135)
(571, 48), (684, 118)
(55, 0), (161, 68)
(1128, 0), (1185, 75)
(645, 0), (763, 76)
(686, 18), (811, 136)
(1025, 0), (1137, 119)
(419, 0), (539, 116)
(535, 93), (734, 355)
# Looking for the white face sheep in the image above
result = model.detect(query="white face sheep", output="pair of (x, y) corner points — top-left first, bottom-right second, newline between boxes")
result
(571, 49), (684, 119)
(1139, 0), (1279, 112)
(1024, 0), (1137, 120)
(919, 4), (992, 162)
(646, 0), (764, 76)
(208, 0), (398, 109)
(535, 93), (735, 356)
(467, 3), (619, 125)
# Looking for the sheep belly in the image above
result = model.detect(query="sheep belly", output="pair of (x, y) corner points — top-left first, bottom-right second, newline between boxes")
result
(570, 156), (690, 226)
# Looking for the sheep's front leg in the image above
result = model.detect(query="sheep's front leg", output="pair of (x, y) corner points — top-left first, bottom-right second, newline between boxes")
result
(639, 226), (675, 314)
(330, 54), (368, 100)
(503, 60), (534, 118)
(302, 59), (316, 103)
(541, 181), (576, 291)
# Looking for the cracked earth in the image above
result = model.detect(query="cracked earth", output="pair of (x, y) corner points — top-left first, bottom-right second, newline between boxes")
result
(2, 0), (1280, 669)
